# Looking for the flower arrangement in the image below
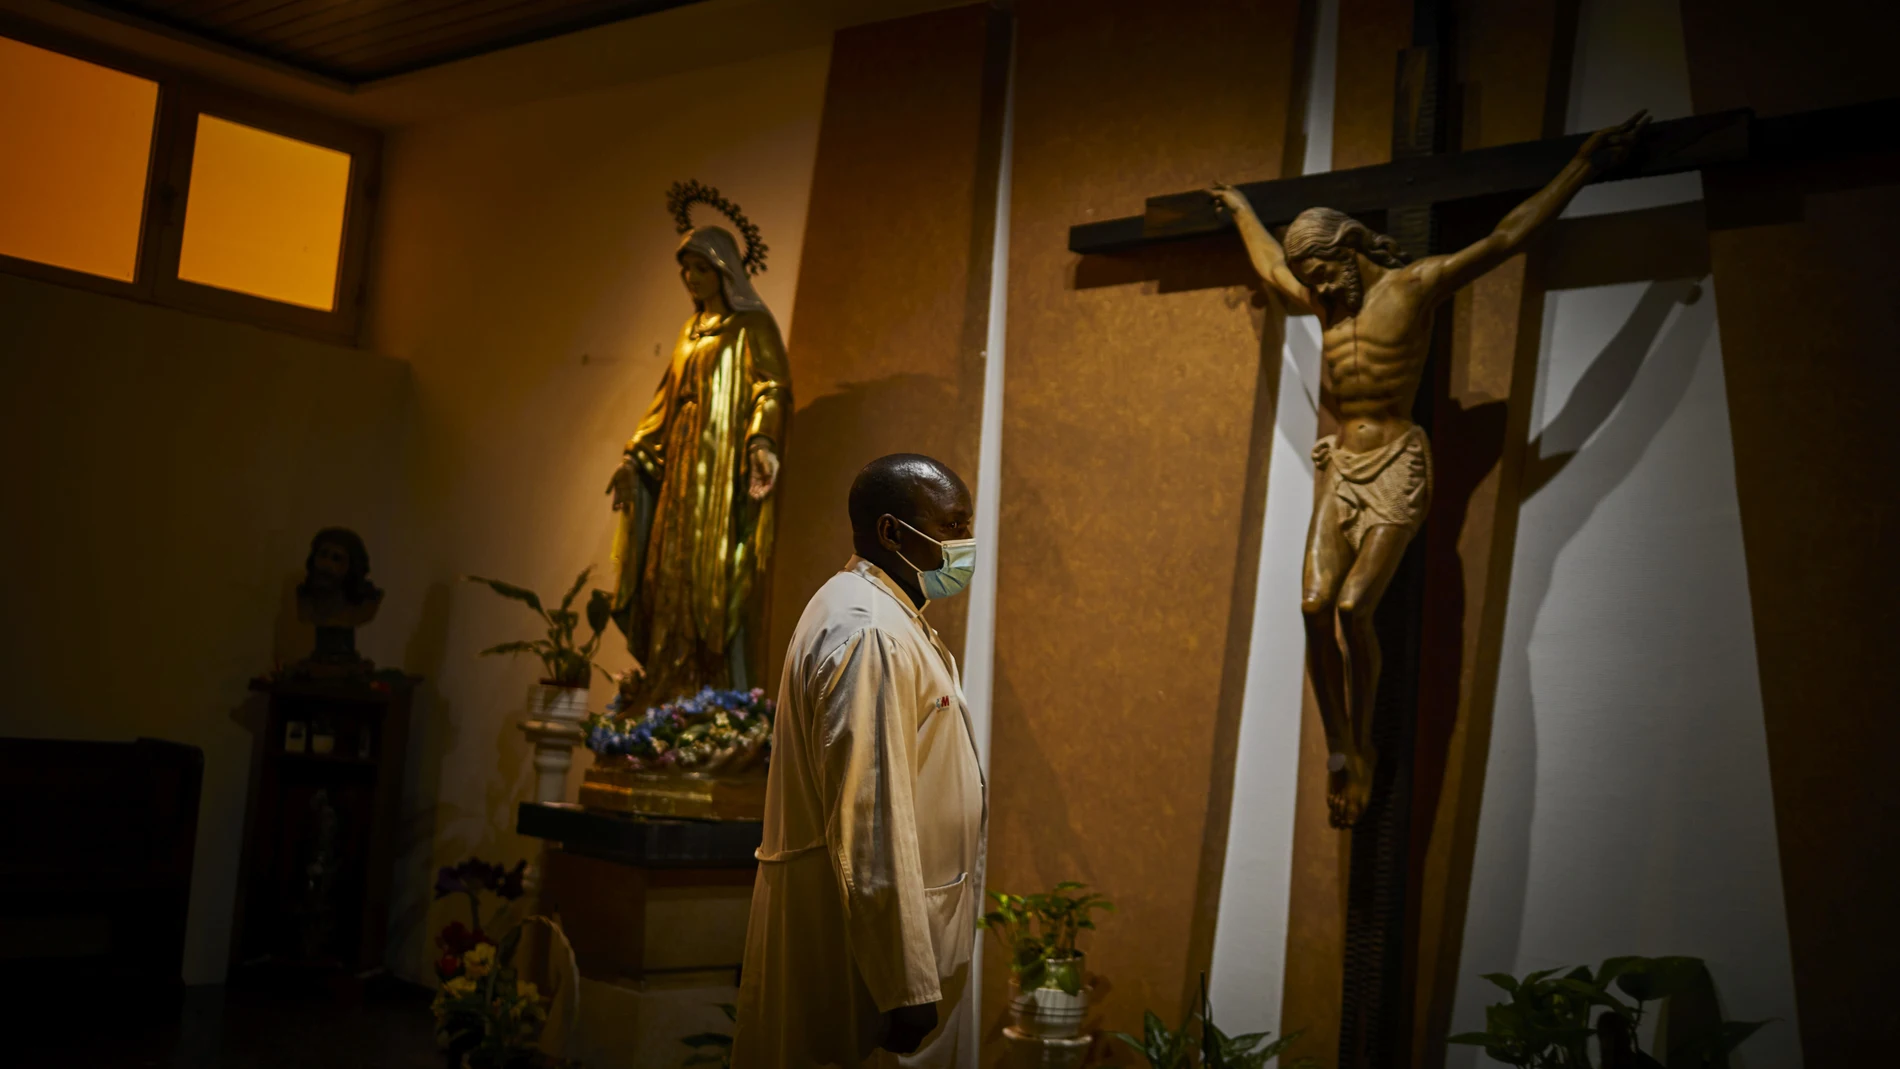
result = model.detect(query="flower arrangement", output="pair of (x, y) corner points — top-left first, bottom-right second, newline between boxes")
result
(465, 568), (613, 687)
(584, 686), (774, 774)
(431, 930), (552, 1069)
(431, 856), (554, 1069)
(433, 857), (527, 979)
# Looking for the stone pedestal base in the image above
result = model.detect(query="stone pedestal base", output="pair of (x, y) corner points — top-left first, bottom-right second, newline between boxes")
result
(518, 685), (589, 803)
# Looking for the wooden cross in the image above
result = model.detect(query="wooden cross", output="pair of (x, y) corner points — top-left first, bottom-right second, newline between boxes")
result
(1066, 4), (1899, 1064)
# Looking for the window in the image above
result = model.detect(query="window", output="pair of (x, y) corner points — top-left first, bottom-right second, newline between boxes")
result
(0, 36), (158, 282)
(0, 25), (380, 344)
(178, 115), (352, 311)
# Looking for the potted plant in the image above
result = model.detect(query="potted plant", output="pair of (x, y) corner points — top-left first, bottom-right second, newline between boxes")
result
(979, 881), (1113, 1037)
(466, 567), (613, 727)
(1448, 955), (1769, 1068)
(1113, 975), (1314, 1069)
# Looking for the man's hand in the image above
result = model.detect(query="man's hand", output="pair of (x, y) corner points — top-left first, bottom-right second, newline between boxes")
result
(1578, 109), (1649, 173)
(882, 1002), (938, 1054)
(606, 455), (638, 512)
(747, 442), (780, 501)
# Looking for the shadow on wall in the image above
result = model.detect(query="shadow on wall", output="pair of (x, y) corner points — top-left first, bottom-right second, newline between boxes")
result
(1460, 264), (1715, 1006)
(1072, 232), (1257, 295)
(387, 580), (458, 978)
(768, 372), (962, 676)
(1411, 203), (1719, 1030)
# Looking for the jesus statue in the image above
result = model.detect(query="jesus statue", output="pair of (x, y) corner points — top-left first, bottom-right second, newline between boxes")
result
(1212, 110), (1647, 828)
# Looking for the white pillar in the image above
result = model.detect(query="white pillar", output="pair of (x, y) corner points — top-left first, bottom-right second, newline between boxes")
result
(518, 684), (588, 804)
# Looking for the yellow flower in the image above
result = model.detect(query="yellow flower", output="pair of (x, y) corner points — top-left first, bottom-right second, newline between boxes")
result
(443, 976), (477, 998)
(463, 942), (497, 979)
(516, 979), (542, 1002)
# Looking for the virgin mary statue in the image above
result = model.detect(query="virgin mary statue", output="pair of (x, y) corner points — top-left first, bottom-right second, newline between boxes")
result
(606, 215), (790, 711)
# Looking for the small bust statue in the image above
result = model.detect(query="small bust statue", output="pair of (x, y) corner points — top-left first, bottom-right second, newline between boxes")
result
(297, 528), (383, 665)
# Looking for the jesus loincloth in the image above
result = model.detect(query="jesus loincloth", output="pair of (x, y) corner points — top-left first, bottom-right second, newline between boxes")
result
(1312, 424), (1434, 552)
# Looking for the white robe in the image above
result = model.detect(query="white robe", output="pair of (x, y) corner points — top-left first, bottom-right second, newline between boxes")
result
(734, 557), (987, 1069)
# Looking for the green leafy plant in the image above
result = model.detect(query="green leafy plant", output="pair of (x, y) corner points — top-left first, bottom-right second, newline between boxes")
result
(466, 567), (613, 687)
(679, 1003), (737, 1068)
(1449, 955), (1770, 1068)
(979, 881), (1114, 994)
(1113, 975), (1315, 1069)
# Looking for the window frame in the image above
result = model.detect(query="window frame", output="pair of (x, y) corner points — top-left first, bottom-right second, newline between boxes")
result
(0, 18), (381, 346)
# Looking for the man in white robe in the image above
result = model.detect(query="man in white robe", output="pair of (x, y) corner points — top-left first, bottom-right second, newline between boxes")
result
(734, 454), (986, 1068)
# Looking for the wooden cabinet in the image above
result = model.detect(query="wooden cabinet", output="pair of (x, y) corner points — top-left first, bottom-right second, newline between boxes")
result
(231, 672), (418, 979)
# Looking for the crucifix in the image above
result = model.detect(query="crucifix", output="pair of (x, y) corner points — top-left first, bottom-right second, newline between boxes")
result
(1211, 110), (1644, 831)
(1068, 5), (1900, 1065)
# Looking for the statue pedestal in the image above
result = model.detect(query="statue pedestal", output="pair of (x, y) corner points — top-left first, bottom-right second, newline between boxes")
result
(518, 684), (589, 803)
(580, 762), (767, 822)
(516, 802), (758, 981)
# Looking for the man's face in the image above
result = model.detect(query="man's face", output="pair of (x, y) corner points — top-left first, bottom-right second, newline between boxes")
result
(886, 478), (974, 572)
(1292, 254), (1363, 312)
(312, 541), (351, 585)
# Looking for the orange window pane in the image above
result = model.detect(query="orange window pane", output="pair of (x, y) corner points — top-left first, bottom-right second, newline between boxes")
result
(0, 36), (158, 282)
(177, 114), (351, 311)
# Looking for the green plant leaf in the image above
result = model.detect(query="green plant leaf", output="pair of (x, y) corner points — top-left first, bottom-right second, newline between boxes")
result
(465, 575), (545, 616)
(1050, 958), (1082, 996)
(1712, 1019), (1770, 1054)
(479, 641), (539, 658)
(1018, 960), (1046, 992)
(1482, 972), (1520, 994)
(560, 566), (592, 613)
(1615, 956), (1706, 1003)
(586, 588), (612, 638)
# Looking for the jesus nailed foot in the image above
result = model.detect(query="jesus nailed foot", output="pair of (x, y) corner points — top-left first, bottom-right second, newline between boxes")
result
(1326, 748), (1375, 829)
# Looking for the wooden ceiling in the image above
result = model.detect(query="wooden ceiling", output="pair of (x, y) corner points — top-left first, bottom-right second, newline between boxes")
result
(72, 0), (713, 84)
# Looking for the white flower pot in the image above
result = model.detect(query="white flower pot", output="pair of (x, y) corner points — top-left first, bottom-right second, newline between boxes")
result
(1009, 955), (1089, 1038)
(521, 683), (589, 803)
(527, 683), (589, 725)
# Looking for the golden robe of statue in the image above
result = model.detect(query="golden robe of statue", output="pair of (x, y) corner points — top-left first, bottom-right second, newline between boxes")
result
(608, 225), (790, 710)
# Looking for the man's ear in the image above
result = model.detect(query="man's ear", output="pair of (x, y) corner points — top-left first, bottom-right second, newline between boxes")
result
(876, 514), (900, 551)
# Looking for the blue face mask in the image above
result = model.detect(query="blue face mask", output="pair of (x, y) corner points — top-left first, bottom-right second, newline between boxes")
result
(893, 519), (977, 601)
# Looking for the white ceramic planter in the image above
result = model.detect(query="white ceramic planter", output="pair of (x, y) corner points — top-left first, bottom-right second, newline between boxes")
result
(520, 683), (589, 803)
(1009, 955), (1090, 1038)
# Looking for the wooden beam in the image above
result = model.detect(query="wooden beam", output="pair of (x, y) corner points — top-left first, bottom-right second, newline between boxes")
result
(1068, 99), (1900, 254)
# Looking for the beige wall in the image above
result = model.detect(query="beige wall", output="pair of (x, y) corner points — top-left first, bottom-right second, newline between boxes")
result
(367, 43), (830, 981)
(765, 4), (1005, 693)
(1681, 1), (1900, 1061)
(987, 0), (1305, 1047)
(0, 272), (415, 983)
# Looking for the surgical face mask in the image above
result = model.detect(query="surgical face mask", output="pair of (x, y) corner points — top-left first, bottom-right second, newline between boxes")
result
(892, 518), (977, 601)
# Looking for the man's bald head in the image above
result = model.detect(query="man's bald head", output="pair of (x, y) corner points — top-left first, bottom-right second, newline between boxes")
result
(848, 454), (966, 540)
(848, 455), (973, 606)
